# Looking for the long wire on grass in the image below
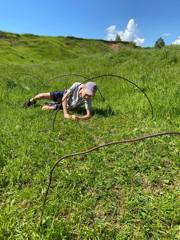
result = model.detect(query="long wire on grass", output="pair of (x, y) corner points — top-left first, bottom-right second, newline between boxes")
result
(40, 131), (180, 225)
(3, 71), (152, 126)
(52, 108), (61, 131)
(2, 72), (153, 114)
(50, 73), (153, 130)
(85, 74), (154, 118)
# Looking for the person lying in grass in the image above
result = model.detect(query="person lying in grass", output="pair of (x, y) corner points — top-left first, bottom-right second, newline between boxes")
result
(24, 82), (97, 120)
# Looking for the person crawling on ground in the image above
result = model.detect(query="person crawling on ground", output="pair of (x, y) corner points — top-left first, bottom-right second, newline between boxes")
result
(24, 82), (97, 120)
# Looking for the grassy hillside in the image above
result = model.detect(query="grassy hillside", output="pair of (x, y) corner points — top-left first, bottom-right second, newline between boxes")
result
(0, 31), (130, 63)
(0, 32), (179, 239)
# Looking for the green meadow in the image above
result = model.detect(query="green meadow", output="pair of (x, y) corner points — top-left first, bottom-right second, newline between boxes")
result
(0, 31), (179, 239)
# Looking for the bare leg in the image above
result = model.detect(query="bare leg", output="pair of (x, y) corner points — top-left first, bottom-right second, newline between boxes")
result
(42, 105), (57, 111)
(30, 92), (52, 102)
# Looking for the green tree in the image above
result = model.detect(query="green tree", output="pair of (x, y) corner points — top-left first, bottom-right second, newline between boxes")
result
(115, 34), (121, 42)
(154, 37), (165, 48)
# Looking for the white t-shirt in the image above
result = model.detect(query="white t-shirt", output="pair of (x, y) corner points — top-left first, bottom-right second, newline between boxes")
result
(66, 82), (92, 110)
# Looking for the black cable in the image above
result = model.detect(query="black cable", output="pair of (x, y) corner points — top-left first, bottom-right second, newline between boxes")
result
(40, 131), (180, 225)
(83, 74), (154, 118)
(50, 73), (153, 130)
(52, 108), (60, 131)
(45, 73), (105, 101)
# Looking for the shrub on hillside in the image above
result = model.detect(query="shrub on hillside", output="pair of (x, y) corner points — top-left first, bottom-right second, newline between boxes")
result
(128, 41), (137, 48)
(154, 37), (165, 48)
(22, 33), (39, 38)
(115, 34), (121, 42)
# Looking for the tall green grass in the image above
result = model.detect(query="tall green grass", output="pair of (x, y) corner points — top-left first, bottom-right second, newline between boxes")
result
(0, 40), (179, 239)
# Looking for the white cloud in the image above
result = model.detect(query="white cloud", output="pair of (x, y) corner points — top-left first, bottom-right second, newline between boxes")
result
(162, 32), (171, 37)
(106, 25), (117, 41)
(134, 37), (145, 46)
(172, 36), (180, 45)
(106, 19), (144, 46)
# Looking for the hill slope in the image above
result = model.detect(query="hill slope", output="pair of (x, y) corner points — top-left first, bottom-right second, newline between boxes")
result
(0, 31), (135, 63)
(0, 31), (179, 239)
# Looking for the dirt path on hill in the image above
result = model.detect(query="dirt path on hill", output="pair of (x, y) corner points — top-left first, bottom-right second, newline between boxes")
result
(108, 42), (119, 52)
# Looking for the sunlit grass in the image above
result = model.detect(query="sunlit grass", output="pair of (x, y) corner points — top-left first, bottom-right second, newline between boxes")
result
(0, 44), (179, 239)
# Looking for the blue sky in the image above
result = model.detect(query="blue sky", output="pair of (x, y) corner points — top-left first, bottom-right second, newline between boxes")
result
(0, 0), (180, 46)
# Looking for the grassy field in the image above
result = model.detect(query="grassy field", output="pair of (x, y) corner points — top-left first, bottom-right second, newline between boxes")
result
(0, 33), (179, 239)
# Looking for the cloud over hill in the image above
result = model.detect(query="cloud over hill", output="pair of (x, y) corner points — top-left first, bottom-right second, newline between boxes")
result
(172, 36), (180, 45)
(106, 19), (144, 46)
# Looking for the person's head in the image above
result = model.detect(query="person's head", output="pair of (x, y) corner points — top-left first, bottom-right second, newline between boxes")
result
(80, 82), (97, 100)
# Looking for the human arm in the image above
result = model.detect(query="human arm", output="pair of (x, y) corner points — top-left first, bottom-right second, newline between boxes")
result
(62, 82), (82, 119)
(62, 91), (71, 119)
(71, 98), (93, 121)
(62, 82), (80, 119)
(72, 108), (92, 120)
